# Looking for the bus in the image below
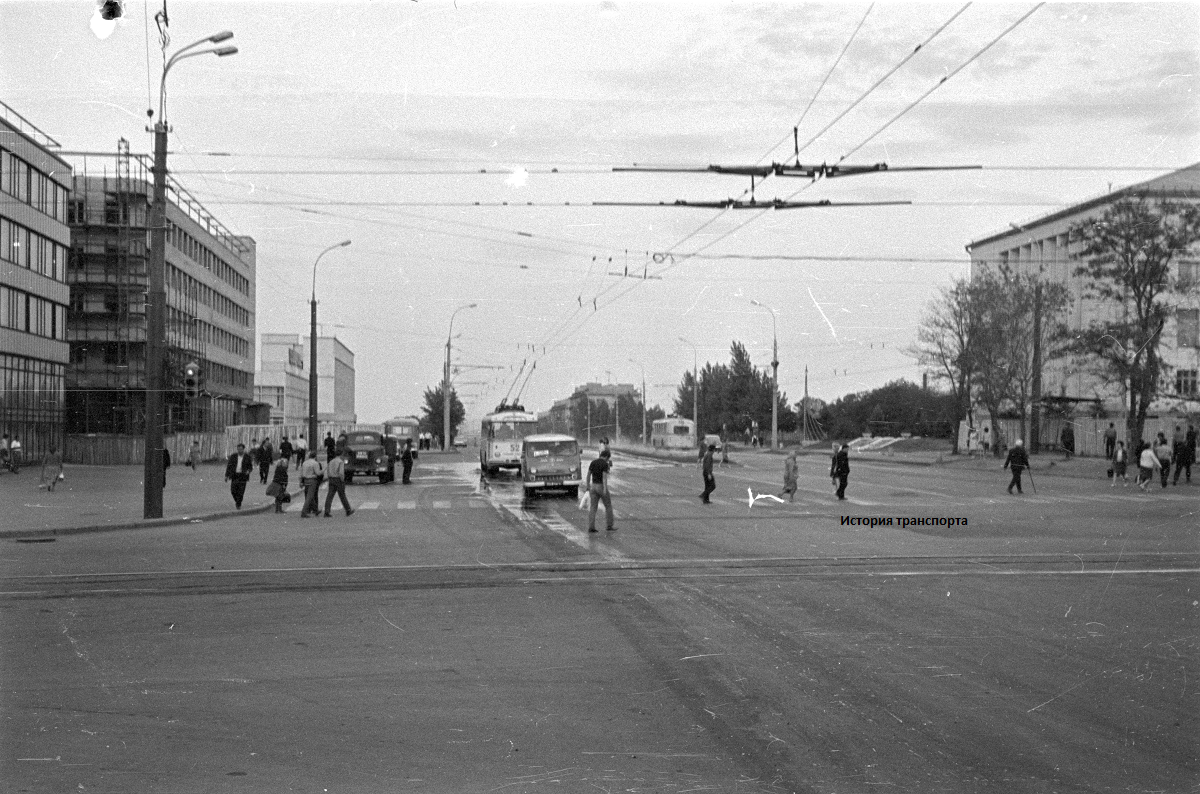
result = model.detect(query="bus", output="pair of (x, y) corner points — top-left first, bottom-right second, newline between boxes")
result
(383, 416), (420, 450)
(651, 417), (696, 450)
(480, 404), (540, 476)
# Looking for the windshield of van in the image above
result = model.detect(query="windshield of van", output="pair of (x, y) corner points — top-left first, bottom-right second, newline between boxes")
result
(528, 441), (578, 457)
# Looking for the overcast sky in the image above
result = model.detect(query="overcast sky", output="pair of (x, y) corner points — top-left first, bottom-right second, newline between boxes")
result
(4, 1), (1198, 428)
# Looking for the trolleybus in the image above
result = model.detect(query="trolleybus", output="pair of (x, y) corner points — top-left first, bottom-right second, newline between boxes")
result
(651, 417), (696, 449)
(480, 404), (539, 476)
(383, 416), (420, 450)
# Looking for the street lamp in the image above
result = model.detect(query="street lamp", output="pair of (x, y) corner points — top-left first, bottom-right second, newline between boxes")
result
(628, 358), (646, 445)
(678, 336), (698, 439)
(444, 303), (477, 450)
(309, 240), (352, 448)
(143, 30), (238, 520)
(751, 299), (780, 451)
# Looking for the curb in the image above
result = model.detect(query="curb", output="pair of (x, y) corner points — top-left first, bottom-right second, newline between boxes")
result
(2, 489), (303, 541)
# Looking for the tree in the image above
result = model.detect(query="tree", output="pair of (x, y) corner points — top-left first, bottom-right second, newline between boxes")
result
(908, 280), (975, 452)
(419, 384), (465, 444)
(1068, 194), (1200, 446)
(818, 380), (959, 441)
(673, 341), (796, 438)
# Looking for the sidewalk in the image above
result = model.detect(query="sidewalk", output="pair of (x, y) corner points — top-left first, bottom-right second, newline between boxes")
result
(1, 462), (285, 537)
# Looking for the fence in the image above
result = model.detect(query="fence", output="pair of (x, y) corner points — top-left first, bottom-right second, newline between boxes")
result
(959, 413), (1197, 457)
(66, 432), (226, 466)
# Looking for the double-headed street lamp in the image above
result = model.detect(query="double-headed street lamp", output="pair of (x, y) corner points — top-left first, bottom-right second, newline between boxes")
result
(143, 30), (238, 519)
(751, 299), (780, 451)
(444, 303), (477, 450)
(309, 240), (352, 447)
(678, 336), (698, 437)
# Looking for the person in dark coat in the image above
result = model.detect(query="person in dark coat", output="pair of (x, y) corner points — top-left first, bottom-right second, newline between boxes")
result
(257, 438), (273, 484)
(270, 457), (289, 513)
(224, 443), (255, 509)
(1103, 423), (1117, 460)
(324, 432), (337, 462)
(1182, 424), (1197, 484)
(1171, 425), (1189, 485)
(161, 447), (171, 489)
(699, 444), (716, 504)
(278, 437), (293, 470)
(400, 439), (415, 484)
(1060, 424), (1075, 460)
(1003, 438), (1030, 495)
(830, 443), (850, 500)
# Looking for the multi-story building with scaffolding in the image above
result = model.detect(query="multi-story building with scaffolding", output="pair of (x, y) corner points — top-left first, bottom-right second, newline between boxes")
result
(0, 101), (71, 462)
(65, 141), (256, 435)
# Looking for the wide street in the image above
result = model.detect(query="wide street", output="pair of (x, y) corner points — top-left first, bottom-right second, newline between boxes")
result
(2, 449), (1197, 793)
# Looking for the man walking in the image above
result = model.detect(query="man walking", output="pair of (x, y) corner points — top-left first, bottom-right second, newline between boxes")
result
(1182, 423), (1197, 484)
(294, 434), (308, 468)
(257, 438), (273, 484)
(830, 443), (850, 500)
(1103, 423), (1117, 460)
(324, 432), (337, 462)
(323, 449), (355, 518)
(224, 442), (254, 510)
(586, 448), (614, 532)
(1171, 425), (1189, 485)
(298, 450), (325, 518)
(278, 436), (293, 470)
(699, 443), (716, 504)
(1060, 424), (1075, 460)
(1003, 438), (1029, 495)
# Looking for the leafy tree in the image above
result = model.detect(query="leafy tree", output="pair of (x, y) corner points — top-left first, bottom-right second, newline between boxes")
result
(420, 384), (465, 446)
(818, 380), (960, 441)
(673, 341), (797, 438)
(1068, 194), (1200, 446)
(908, 280), (974, 452)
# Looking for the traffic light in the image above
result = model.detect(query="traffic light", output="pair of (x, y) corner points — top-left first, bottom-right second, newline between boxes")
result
(184, 361), (200, 401)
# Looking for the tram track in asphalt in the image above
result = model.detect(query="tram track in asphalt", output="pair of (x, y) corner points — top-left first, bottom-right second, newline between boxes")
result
(2, 551), (1195, 600)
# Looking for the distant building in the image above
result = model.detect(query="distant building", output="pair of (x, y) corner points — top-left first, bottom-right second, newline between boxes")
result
(0, 101), (71, 461)
(967, 164), (1200, 414)
(255, 334), (310, 425)
(542, 382), (638, 436)
(301, 335), (355, 424)
(64, 142), (256, 434)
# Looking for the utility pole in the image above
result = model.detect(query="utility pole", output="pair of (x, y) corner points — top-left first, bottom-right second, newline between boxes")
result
(143, 120), (168, 519)
(803, 365), (809, 445)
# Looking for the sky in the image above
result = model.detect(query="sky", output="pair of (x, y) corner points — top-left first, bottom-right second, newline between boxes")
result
(3, 0), (1198, 429)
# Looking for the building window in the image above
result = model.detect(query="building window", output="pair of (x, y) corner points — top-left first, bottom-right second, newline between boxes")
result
(1177, 369), (1198, 397)
(1179, 308), (1200, 348)
(1180, 261), (1200, 290)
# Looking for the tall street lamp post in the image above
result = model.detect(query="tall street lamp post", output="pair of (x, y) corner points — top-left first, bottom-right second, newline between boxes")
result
(309, 240), (352, 448)
(628, 358), (646, 444)
(751, 300), (780, 451)
(143, 31), (238, 520)
(444, 303), (477, 450)
(678, 336), (698, 438)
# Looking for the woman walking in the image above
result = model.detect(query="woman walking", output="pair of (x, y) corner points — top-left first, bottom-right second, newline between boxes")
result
(40, 446), (64, 491)
(1110, 441), (1128, 486)
(781, 450), (798, 502)
(1154, 432), (1173, 489)
(269, 457), (290, 513)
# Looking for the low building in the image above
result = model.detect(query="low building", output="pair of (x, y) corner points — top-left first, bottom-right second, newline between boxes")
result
(967, 165), (1200, 419)
(0, 101), (71, 461)
(65, 142), (256, 435)
(302, 335), (355, 424)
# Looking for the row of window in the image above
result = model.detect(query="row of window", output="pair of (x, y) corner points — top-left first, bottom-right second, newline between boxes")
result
(1, 216), (68, 281)
(169, 221), (250, 297)
(165, 305), (251, 359)
(0, 148), (68, 223)
(0, 354), (65, 462)
(0, 285), (66, 341)
(207, 360), (251, 392)
(1176, 370), (1198, 397)
(1179, 309), (1200, 349)
(167, 263), (251, 327)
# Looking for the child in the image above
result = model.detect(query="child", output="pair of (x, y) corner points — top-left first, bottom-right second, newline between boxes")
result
(1110, 441), (1128, 487)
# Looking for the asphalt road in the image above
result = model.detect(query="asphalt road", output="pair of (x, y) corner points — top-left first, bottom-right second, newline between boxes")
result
(2, 452), (1196, 793)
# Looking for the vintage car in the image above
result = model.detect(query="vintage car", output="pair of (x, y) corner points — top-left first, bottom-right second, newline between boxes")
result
(520, 434), (582, 498)
(342, 430), (394, 484)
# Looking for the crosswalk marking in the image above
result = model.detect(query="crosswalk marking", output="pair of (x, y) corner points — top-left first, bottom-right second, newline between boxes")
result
(431, 500), (452, 509)
(359, 501), (380, 510)
(396, 501), (416, 510)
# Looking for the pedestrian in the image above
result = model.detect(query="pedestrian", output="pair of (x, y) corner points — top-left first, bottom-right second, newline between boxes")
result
(982, 425), (991, 456)
(586, 448), (614, 532)
(781, 450), (798, 502)
(8, 435), (22, 472)
(1060, 424), (1075, 460)
(1003, 438), (1029, 495)
(278, 436), (293, 470)
(298, 450), (325, 518)
(1171, 425), (1188, 485)
(324, 432), (337, 462)
(188, 440), (201, 471)
(294, 434), (308, 468)
(40, 446), (64, 491)
(323, 449), (355, 517)
(224, 442), (254, 510)
(1182, 423), (1197, 484)
(700, 443), (716, 504)
(1110, 441), (1128, 487)
(968, 426), (980, 456)
(257, 438), (273, 484)
(830, 443), (850, 500)
(1154, 432), (1172, 488)
(0, 432), (9, 472)
(400, 439), (415, 484)
(336, 431), (348, 456)
(1103, 423), (1117, 460)
(1137, 441), (1161, 490)
(268, 456), (289, 513)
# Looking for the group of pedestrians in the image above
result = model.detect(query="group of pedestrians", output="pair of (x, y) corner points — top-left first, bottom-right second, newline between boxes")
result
(1131, 425), (1195, 490)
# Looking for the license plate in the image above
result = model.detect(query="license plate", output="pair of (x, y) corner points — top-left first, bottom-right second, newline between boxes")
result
(545, 476), (562, 483)
(356, 452), (368, 459)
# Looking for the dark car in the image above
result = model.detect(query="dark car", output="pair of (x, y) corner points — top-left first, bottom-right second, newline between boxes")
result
(343, 431), (394, 483)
